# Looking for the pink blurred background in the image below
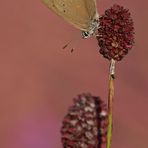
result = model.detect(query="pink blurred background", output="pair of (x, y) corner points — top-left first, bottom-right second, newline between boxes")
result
(0, 0), (148, 148)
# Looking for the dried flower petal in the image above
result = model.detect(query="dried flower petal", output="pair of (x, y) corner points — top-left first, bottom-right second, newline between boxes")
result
(96, 4), (135, 61)
(61, 93), (108, 148)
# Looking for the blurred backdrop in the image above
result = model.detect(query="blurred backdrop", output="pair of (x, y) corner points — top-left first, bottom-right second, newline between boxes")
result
(0, 0), (148, 148)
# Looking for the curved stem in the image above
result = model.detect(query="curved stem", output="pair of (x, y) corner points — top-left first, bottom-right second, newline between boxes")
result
(106, 59), (115, 148)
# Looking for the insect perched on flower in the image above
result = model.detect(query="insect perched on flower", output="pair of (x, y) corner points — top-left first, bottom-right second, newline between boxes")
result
(42, 0), (99, 39)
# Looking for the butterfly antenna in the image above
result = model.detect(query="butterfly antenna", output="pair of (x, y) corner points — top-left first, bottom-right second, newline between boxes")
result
(62, 40), (72, 49)
(69, 38), (80, 53)
(71, 48), (74, 53)
(62, 35), (82, 52)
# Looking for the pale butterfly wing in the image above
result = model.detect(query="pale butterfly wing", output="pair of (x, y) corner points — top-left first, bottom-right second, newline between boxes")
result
(42, 0), (98, 32)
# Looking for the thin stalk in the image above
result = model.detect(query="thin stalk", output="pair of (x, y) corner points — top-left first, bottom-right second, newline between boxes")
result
(106, 59), (115, 148)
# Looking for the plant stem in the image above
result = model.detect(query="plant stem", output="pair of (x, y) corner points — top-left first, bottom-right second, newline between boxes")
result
(106, 59), (115, 148)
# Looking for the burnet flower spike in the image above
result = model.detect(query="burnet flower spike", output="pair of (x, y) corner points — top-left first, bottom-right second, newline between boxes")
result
(61, 93), (108, 148)
(97, 4), (135, 61)
(96, 4), (135, 148)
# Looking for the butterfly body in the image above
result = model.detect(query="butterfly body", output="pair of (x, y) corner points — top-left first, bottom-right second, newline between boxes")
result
(42, 0), (99, 38)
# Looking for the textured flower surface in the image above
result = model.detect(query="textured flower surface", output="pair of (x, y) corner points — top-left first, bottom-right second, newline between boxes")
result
(96, 4), (135, 61)
(61, 93), (108, 148)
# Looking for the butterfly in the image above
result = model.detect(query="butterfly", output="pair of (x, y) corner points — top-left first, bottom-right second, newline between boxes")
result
(42, 0), (99, 39)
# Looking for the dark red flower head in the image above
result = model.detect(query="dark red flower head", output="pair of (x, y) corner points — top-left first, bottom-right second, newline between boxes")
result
(61, 93), (108, 148)
(96, 4), (135, 61)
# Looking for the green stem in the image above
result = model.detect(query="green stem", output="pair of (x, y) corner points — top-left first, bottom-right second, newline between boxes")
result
(106, 59), (115, 148)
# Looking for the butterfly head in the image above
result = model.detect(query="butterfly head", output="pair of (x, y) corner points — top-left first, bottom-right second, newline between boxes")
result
(82, 18), (99, 39)
(82, 31), (90, 39)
